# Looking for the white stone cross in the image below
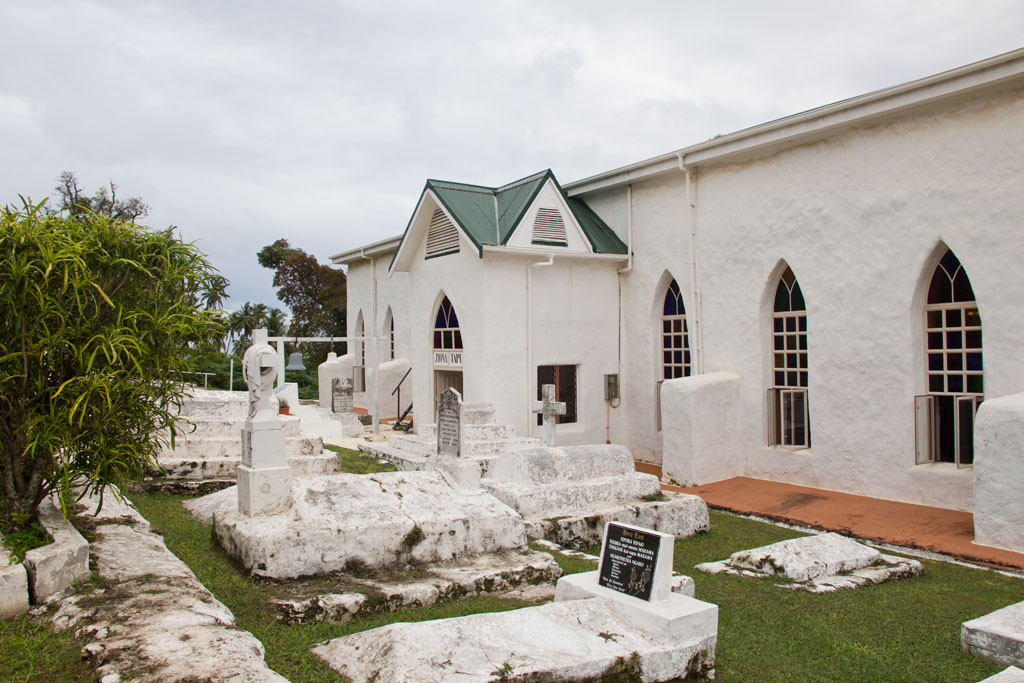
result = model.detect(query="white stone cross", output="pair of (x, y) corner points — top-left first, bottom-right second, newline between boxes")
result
(531, 384), (565, 447)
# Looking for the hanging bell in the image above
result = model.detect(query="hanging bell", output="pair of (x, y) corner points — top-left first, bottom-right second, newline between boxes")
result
(285, 351), (306, 371)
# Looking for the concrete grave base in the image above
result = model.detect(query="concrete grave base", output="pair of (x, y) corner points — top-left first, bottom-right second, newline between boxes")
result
(0, 542), (28, 619)
(313, 596), (717, 682)
(695, 532), (922, 592)
(556, 569), (695, 602)
(525, 495), (710, 549)
(213, 471), (527, 578)
(271, 548), (560, 624)
(963, 600), (1024, 668)
(981, 667), (1024, 682)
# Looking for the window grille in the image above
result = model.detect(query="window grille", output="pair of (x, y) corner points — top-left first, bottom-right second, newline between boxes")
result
(768, 266), (810, 448)
(917, 249), (983, 466)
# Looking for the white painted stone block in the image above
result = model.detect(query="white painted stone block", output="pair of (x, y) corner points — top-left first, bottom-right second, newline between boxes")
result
(23, 497), (90, 603)
(661, 371), (744, 487)
(712, 532), (880, 582)
(0, 542), (29, 619)
(214, 471), (527, 578)
(980, 667), (1024, 682)
(314, 597), (716, 682)
(974, 394), (1024, 553)
(237, 465), (293, 516)
(963, 600), (1024, 668)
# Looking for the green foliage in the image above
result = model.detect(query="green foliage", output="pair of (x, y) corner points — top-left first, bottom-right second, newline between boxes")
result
(0, 613), (98, 682)
(53, 171), (149, 223)
(0, 520), (53, 562)
(258, 238), (346, 365)
(0, 199), (227, 530)
(324, 446), (395, 474)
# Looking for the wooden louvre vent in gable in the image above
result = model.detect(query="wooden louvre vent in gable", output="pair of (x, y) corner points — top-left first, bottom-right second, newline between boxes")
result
(425, 208), (460, 257)
(532, 207), (568, 245)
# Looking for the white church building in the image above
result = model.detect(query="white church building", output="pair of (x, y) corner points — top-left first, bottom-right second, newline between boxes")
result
(328, 48), (1024, 539)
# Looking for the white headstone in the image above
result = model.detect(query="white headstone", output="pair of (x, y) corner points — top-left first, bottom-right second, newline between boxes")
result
(237, 331), (292, 516)
(531, 384), (565, 447)
(436, 388), (463, 456)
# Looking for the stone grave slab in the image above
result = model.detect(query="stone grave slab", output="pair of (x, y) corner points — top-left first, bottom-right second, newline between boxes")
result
(314, 597), (716, 683)
(212, 471), (527, 578)
(482, 445), (709, 548)
(963, 600), (1024, 668)
(695, 532), (922, 592)
(271, 549), (560, 624)
(314, 520), (718, 682)
(981, 667), (1024, 682)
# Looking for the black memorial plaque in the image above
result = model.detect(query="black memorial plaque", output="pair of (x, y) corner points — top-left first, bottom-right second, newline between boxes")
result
(597, 523), (660, 601)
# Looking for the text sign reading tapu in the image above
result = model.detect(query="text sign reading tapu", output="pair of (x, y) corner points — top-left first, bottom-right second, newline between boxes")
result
(598, 523), (661, 601)
(433, 351), (463, 368)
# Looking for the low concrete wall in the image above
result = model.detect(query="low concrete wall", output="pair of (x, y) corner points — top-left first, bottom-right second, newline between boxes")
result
(0, 543), (28, 619)
(23, 497), (90, 603)
(661, 371), (745, 487)
(974, 392), (1024, 553)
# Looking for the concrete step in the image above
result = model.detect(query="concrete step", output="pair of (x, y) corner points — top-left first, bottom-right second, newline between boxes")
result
(171, 416), (301, 440)
(158, 452), (341, 481)
(160, 434), (322, 461)
(418, 423), (515, 441)
(963, 600), (1024, 668)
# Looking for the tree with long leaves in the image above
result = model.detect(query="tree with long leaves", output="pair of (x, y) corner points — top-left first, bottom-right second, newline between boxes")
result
(0, 199), (226, 532)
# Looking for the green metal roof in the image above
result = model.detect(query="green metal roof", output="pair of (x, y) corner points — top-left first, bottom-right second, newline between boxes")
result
(424, 169), (627, 255)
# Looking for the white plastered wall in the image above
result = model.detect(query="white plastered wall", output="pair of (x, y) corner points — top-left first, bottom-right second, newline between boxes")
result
(585, 174), (692, 464)
(585, 83), (1024, 511)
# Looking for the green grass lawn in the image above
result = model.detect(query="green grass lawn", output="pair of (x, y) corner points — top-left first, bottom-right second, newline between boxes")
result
(4, 448), (1022, 681)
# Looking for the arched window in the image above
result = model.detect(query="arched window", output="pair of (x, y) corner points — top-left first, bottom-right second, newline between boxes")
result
(353, 312), (366, 391)
(916, 249), (983, 466)
(768, 266), (809, 448)
(661, 280), (691, 380)
(383, 307), (395, 361)
(433, 297), (463, 351)
(432, 296), (464, 404)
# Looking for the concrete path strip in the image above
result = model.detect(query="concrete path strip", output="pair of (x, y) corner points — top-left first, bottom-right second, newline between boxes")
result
(48, 491), (287, 683)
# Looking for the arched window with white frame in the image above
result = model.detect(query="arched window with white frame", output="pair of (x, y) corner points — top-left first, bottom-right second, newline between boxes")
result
(656, 279), (691, 430)
(767, 266), (809, 448)
(383, 306), (395, 361)
(915, 248), (983, 467)
(353, 312), (365, 391)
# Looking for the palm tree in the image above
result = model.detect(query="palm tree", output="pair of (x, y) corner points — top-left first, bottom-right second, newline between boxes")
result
(265, 308), (288, 337)
(228, 302), (270, 355)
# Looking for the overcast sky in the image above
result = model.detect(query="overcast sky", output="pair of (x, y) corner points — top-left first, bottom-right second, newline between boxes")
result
(2, 1), (1021, 313)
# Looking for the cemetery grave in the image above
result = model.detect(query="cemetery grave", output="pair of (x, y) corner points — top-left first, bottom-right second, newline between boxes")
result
(963, 600), (1024, 669)
(361, 390), (542, 477)
(483, 443), (710, 549)
(313, 521), (718, 682)
(695, 531), (922, 592)
(153, 387), (339, 489)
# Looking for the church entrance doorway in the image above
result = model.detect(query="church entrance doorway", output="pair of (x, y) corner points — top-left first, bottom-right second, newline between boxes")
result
(432, 295), (464, 416)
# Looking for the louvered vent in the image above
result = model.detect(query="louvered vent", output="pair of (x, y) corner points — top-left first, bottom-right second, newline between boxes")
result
(532, 207), (567, 245)
(425, 208), (459, 257)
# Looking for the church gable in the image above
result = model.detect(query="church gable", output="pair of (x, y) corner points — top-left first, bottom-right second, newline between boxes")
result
(504, 178), (592, 252)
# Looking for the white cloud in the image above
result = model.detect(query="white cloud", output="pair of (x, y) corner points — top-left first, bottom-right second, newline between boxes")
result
(1, 0), (1021, 310)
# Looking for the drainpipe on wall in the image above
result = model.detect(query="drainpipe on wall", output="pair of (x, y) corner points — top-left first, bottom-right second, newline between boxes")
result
(359, 249), (380, 433)
(611, 184), (633, 444)
(679, 154), (703, 375)
(526, 255), (555, 438)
